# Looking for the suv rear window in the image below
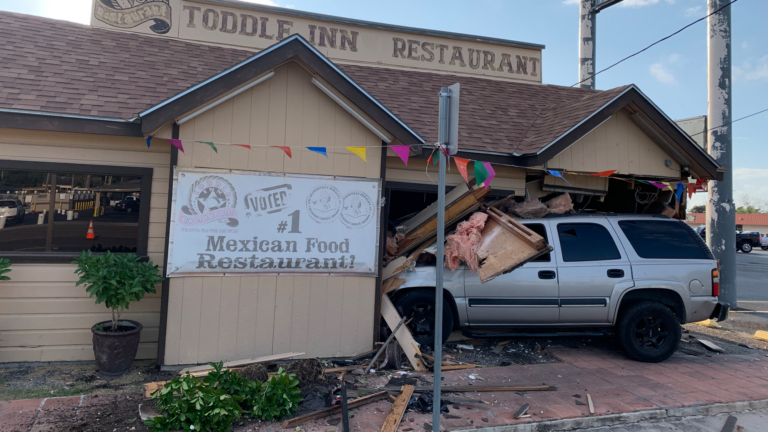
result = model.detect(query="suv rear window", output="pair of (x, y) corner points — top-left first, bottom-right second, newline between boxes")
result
(557, 223), (621, 262)
(618, 220), (713, 259)
(0, 200), (17, 208)
(523, 223), (550, 262)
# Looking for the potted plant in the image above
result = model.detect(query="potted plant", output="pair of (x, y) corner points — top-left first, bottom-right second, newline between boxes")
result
(0, 258), (10, 280)
(74, 250), (163, 378)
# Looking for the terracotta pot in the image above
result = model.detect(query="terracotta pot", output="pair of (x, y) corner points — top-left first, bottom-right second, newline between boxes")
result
(91, 319), (143, 379)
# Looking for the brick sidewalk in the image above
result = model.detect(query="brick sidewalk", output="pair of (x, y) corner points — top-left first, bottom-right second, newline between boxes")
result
(4, 347), (768, 432)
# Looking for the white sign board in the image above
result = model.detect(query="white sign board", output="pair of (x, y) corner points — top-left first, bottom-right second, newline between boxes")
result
(167, 168), (381, 277)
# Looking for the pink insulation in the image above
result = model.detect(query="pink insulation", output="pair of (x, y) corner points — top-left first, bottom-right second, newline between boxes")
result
(544, 193), (573, 214)
(444, 212), (489, 272)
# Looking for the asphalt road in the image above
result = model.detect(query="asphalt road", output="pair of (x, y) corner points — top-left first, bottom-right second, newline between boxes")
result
(736, 249), (768, 314)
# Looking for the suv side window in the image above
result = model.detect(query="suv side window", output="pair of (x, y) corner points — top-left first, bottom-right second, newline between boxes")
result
(557, 223), (621, 262)
(523, 223), (550, 262)
(618, 220), (713, 259)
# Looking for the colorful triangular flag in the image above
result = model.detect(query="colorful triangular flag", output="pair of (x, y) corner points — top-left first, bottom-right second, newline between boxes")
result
(474, 160), (489, 188)
(687, 183), (695, 199)
(482, 162), (495, 189)
(591, 169), (617, 177)
(273, 146), (292, 158)
(676, 183), (684, 202)
(307, 147), (327, 157)
(197, 141), (218, 153)
(390, 145), (410, 166)
(346, 147), (367, 162)
(648, 181), (668, 189)
(429, 151), (439, 166)
(235, 144), (251, 149)
(167, 139), (184, 153)
(454, 157), (470, 184)
(146, 136), (152, 148)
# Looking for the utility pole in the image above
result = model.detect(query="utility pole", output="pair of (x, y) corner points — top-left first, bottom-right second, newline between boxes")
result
(578, 0), (624, 89)
(706, 0), (735, 307)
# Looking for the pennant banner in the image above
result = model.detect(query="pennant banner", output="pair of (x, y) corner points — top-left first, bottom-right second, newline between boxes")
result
(474, 160), (489, 188)
(167, 139), (185, 153)
(274, 146), (292, 158)
(307, 147), (327, 157)
(591, 170), (617, 177)
(454, 157), (470, 184)
(483, 161), (495, 189)
(675, 183), (684, 202)
(197, 141), (218, 153)
(146, 136), (152, 148)
(390, 145), (410, 166)
(234, 144), (251, 149)
(547, 169), (572, 186)
(347, 147), (367, 162)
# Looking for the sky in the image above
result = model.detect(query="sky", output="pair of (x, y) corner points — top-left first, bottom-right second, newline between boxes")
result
(0, 0), (765, 207)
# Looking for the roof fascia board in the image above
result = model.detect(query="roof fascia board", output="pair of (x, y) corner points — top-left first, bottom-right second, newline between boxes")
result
(140, 35), (423, 144)
(0, 109), (142, 137)
(193, 0), (545, 50)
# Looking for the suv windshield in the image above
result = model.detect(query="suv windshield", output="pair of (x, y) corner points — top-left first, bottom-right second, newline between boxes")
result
(619, 220), (713, 259)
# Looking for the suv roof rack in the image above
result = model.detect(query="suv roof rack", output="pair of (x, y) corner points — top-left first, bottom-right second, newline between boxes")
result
(543, 213), (672, 219)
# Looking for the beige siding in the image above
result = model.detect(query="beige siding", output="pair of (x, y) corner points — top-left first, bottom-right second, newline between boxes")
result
(165, 62), (381, 365)
(548, 111), (681, 178)
(0, 127), (170, 362)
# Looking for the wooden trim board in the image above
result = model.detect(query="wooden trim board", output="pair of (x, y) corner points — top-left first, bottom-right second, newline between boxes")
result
(178, 352), (304, 375)
(380, 295), (427, 371)
(381, 385), (414, 432)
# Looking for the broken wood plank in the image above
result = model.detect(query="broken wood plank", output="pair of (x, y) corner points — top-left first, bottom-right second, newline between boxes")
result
(367, 315), (408, 373)
(513, 403), (530, 419)
(400, 182), (471, 235)
(382, 256), (408, 280)
(485, 207), (547, 249)
(381, 278), (406, 296)
(476, 217), (553, 283)
(440, 364), (476, 371)
(381, 385), (415, 432)
(347, 349), (378, 361)
(698, 339), (725, 353)
(587, 394), (594, 414)
(410, 385), (556, 393)
(143, 381), (168, 399)
(380, 295), (427, 371)
(323, 366), (364, 373)
(179, 352), (304, 375)
(281, 391), (389, 428)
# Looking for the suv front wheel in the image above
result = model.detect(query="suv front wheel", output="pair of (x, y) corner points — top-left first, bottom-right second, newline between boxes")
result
(617, 301), (681, 362)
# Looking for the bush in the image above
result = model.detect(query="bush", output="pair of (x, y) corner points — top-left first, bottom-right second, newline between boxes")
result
(146, 363), (302, 432)
(0, 258), (10, 281)
(73, 251), (163, 331)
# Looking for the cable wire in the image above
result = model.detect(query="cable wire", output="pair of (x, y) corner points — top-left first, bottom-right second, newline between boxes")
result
(688, 107), (768, 137)
(571, 0), (740, 87)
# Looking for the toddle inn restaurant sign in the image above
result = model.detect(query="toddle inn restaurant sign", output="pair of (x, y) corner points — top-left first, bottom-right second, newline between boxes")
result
(166, 169), (382, 277)
(91, 0), (543, 83)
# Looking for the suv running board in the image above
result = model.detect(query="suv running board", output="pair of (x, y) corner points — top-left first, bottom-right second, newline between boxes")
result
(461, 329), (612, 339)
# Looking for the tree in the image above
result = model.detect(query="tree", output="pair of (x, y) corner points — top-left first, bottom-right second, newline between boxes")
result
(736, 194), (768, 213)
(690, 205), (706, 213)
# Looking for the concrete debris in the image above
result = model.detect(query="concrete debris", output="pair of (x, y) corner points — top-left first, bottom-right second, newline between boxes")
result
(697, 339), (725, 353)
(444, 212), (488, 271)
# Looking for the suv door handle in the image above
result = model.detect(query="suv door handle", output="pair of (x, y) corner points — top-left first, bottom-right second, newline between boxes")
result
(607, 269), (624, 278)
(538, 270), (556, 280)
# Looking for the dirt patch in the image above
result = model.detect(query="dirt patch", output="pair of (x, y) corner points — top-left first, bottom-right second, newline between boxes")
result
(236, 363), (269, 383)
(64, 394), (150, 432)
(0, 360), (175, 401)
(285, 358), (324, 384)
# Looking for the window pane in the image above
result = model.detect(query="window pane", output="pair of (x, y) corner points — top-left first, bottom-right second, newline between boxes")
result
(524, 223), (551, 262)
(618, 220), (712, 259)
(557, 223), (621, 262)
(51, 175), (140, 253)
(0, 171), (51, 252)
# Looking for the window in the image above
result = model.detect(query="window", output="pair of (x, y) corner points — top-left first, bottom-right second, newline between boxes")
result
(523, 223), (550, 262)
(0, 161), (153, 262)
(557, 223), (621, 262)
(618, 220), (713, 260)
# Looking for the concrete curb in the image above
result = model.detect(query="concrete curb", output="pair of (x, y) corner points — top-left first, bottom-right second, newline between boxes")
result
(452, 399), (768, 432)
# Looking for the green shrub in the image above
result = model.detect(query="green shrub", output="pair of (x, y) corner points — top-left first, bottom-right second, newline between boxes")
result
(146, 362), (303, 432)
(73, 250), (163, 331)
(0, 258), (10, 281)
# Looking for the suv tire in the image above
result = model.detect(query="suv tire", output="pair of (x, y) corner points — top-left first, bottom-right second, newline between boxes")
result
(393, 289), (452, 347)
(617, 301), (681, 363)
(740, 242), (752, 253)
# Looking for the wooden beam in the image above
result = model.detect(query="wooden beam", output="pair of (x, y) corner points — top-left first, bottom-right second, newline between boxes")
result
(281, 391), (389, 428)
(485, 207), (546, 249)
(381, 385), (415, 432)
(380, 295), (427, 371)
(178, 352), (304, 375)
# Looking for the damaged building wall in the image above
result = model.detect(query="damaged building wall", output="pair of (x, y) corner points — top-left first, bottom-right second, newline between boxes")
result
(163, 62), (383, 365)
(547, 110), (681, 177)
(386, 156), (526, 194)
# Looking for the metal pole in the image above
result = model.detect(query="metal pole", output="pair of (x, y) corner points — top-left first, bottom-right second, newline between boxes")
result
(432, 87), (450, 432)
(706, 0), (735, 308)
(579, 0), (596, 89)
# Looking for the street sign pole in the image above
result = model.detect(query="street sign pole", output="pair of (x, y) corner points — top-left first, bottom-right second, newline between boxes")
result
(433, 84), (459, 432)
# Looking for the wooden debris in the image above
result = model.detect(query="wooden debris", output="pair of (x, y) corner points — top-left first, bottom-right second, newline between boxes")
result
(381, 385), (415, 432)
(754, 330), (768, 342)
(380, 295), (427, 371)
(178, 352), (303, 375)
(440, 364), (476, 371)
(381, 277), (406, 295)
(382, 257), (408, 280)
(513, 403), (530, 419)
(367, 315), (408, 373)
(143, 381), (168, 399)
(698, 339), (725, 353)
(323, 366), (364, 374)
(338, 370), (347, 381)
(587, 394), (594, 414)
(721, 415), (737, 432)
(411, 385), (556, 393)
(694, 319), (722, 329)
(347, 349), (379, 361)
(281, 391), (389, 428)
(476, 207), (552, 283)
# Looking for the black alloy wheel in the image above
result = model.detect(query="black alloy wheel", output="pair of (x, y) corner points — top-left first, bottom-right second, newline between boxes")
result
(617, 301), (681, 362)
(392, 289), (452, 347)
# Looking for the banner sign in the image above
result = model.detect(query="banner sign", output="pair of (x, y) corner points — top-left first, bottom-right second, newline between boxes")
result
(167, 168), (381, 277)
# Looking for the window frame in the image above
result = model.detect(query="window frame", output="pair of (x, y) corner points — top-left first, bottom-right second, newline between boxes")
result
(0, 160), (153, 263)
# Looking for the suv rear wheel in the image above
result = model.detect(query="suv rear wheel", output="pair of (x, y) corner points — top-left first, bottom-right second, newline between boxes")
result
(392, 289), (452, 347)
(740, 242), (752, 253)
(617, 301), (681, 363)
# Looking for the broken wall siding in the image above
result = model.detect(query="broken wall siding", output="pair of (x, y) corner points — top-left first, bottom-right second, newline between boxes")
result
(547, 111), (680, 177)
(164, 62), (381, 365)
(385, 156), (526, 194)
(0, 127), (171, 362)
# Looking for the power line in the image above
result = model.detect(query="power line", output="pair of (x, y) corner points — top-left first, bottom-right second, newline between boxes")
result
(689, 107), (768, 137)
(571, 0), (740, 87)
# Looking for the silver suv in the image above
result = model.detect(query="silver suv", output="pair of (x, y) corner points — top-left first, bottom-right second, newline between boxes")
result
(390, 214), (729, 363)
